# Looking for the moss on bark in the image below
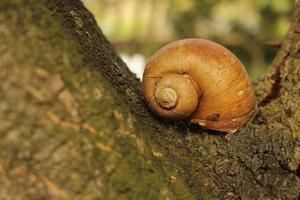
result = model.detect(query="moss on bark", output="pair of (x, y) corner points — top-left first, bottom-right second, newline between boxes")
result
(0, 1), (192, 199)
(0, 0), (299, 199)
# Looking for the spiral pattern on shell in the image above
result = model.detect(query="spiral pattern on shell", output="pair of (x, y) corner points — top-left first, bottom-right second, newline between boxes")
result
(142, 39), (256, 133)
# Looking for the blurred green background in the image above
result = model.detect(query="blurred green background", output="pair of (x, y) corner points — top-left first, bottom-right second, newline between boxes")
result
(83, 0), (294, 80)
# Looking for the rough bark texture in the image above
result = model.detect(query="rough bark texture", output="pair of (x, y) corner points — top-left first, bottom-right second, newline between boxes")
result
(0, 0), (299, 199)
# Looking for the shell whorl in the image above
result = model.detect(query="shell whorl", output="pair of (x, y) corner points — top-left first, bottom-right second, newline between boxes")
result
(151, 73), (200, 120)
(154, 87), (177, 109)
(142, 39), (256, 133)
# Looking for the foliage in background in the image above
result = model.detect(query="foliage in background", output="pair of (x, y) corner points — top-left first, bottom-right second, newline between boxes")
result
(84, 0), (294, 78)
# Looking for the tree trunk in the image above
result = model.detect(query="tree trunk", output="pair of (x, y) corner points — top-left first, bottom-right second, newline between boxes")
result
(0, 0), (299, 199)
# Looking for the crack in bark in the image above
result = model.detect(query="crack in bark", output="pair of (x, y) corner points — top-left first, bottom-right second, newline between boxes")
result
(258, 53), (290, 107)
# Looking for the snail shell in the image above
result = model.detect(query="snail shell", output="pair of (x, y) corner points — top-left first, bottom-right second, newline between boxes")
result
(142, 39), (256, 133)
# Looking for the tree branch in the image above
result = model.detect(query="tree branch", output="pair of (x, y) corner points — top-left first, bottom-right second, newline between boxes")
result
(45, 0), (152, 120)
(259, 1), (300, 106)
(44, 0), (300, 198)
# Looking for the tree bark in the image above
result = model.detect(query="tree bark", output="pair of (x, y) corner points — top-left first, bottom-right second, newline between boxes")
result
(0, 0), (299, 199)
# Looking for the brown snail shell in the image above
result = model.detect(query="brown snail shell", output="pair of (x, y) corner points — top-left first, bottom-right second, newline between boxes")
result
(142, 38), (256, 133)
